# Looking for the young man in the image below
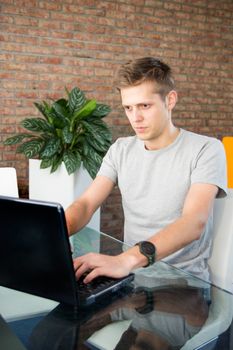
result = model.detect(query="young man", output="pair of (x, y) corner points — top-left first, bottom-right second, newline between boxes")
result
(65, 57), (227, 284)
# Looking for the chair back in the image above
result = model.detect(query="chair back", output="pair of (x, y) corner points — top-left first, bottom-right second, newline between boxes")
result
(208, 189), (233, 292)
(222, 137), (233, 188)
(0, 167), (19, 197)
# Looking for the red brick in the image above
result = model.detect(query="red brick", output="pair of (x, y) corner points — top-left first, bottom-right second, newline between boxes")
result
(118, 4), (135, 13)
(0, 25), (28, 35)
(14, 55), (39, 64)
(38, 20), (61, 30)
(0, 90), (14, 98)
(0, 15), (14, 23)
(14, 16), (38, 26)
(2, 80), (27, 89)
(39, 57), (63, 65)
(39, 1), (62, 11)
(50, 12), (76, 22)
(15, 91), (38, 99)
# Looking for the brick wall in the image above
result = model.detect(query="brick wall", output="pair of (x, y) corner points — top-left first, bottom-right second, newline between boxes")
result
(1, 0), (233, 239)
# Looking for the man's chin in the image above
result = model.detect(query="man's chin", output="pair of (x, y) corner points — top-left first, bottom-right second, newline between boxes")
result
(135, 133), (149, 141)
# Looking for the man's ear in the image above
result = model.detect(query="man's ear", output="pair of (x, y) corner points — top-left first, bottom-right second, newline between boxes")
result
(166, 90), (178, 111)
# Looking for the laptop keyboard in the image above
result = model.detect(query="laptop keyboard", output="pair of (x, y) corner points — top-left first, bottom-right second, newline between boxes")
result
(78, 273), (121, 296)
(77, 272), (134, 304)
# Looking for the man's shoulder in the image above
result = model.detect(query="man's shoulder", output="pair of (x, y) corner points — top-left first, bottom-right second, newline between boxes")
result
(113, 135), (138, 149)
(182, 129), (221, 148)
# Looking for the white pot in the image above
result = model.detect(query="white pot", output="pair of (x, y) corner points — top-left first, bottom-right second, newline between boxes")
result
(29, 159), (100, 231)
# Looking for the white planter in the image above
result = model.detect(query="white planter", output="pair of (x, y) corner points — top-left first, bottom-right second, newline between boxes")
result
(29, 159), (100, 231)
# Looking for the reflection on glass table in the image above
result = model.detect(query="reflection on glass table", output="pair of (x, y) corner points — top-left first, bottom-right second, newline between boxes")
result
(9, 263), (233, 350)
(0, 227), (233, 350)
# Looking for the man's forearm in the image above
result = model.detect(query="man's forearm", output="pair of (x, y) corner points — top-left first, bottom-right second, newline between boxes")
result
(65, 176), (115, 236)
(65, 200), (94, 236)
(120, 212), (207, 271)
(149, 212), (205, 261)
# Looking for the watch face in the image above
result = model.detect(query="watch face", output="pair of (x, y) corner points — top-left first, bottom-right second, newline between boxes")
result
(142, 241), (155, 254)
(136, 241), (156, 267)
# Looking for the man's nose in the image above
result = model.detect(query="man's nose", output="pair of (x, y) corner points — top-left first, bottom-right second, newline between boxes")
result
(132, 108), (143, 122)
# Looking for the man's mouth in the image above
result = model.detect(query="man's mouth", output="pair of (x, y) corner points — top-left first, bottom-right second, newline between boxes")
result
(135, 127), (147, 133)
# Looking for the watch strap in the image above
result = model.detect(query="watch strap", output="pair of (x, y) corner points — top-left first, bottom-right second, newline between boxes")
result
(135, 241), (156, 267)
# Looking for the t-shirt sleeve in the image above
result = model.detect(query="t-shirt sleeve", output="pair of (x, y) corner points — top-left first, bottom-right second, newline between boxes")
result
(191, 139), (227, 198)
(97, 141), (118, 184)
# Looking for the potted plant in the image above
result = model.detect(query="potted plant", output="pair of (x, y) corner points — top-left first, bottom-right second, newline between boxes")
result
(4, 87), (112, 230)
(4, 86), (112, 178)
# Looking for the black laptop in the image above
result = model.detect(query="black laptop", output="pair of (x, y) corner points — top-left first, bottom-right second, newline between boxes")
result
(0, 196), (134, 307)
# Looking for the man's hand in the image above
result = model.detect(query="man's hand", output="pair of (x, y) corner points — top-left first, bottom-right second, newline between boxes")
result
(73, 252), (134, 283)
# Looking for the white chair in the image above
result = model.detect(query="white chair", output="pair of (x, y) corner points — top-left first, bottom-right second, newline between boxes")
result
(181, 287), (233, 350)
(209, 189), (233, 292)
(0, 167), (19, 197)
(181, 189), (233, 349)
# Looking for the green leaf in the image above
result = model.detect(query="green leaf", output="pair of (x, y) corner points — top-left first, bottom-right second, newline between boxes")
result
(68, 87), (87, 113)
(82, 157), (97, 179)
(80, 138), (90, 157)
(63, 150), (82, 175)
(82, 146), (103, 179)
(73, 100), (97, 120)
(86, 135), (109, 153)
(51, 155), (63, 173)
(55, 98), (68, 109)
(92, 103), (111, 118)
(34, 101), (52, 122)
(17, 139), (45, 158)
(3, 134), (32, 145)
(81, 121), (104, 145)
(40, 138), (61, 158)
(82, 155), (99, 179)
(82, 120), (111, 146)
(62, 126), (73, 144)
(70, 100), (97, 132)
(21, 118), (53, 133)
(40, 158), (53, 169)
(89, 148), (103, 168)
(52, 101), (69, 123)
(49, 110), (67, 129)
(91, 119), (112, 143)
(73, 149), (82, 166)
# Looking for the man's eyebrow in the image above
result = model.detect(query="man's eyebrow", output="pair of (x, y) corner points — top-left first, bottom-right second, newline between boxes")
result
(122, 102), (152, 107)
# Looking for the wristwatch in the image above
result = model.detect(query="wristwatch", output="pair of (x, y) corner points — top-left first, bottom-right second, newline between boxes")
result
(135, 289), (154, 314)
(135, 241), (156, 267)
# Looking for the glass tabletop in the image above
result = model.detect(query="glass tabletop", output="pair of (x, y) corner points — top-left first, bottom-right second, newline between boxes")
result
(1, 227), (233, 350)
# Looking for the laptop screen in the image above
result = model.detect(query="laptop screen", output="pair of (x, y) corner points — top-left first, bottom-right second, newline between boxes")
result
(0, 196), (78, 305)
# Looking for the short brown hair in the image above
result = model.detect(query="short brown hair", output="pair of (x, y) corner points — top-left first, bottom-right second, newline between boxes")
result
(115, 57), (175, 99)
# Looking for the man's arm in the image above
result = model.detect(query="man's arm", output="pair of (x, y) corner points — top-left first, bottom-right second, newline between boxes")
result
(74, 183), (218, 282)
(142, 183), (218, 262)
(65, 175), (115, 235)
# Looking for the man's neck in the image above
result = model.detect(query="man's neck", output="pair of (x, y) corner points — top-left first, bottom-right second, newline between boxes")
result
(144, 126), (180, 151)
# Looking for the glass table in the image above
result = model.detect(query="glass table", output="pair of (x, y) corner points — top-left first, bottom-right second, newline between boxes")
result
(0, 227), (233, 350)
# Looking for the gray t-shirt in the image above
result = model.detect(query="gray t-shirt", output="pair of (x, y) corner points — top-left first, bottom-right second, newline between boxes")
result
(97, 129), (227, 279)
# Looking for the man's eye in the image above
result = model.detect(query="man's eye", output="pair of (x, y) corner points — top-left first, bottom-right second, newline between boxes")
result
(142, 104), (150, 109)
(124, 106), (131, 111)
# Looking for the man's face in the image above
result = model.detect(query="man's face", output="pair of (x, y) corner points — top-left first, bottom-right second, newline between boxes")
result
(120, 81), (176, 150)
